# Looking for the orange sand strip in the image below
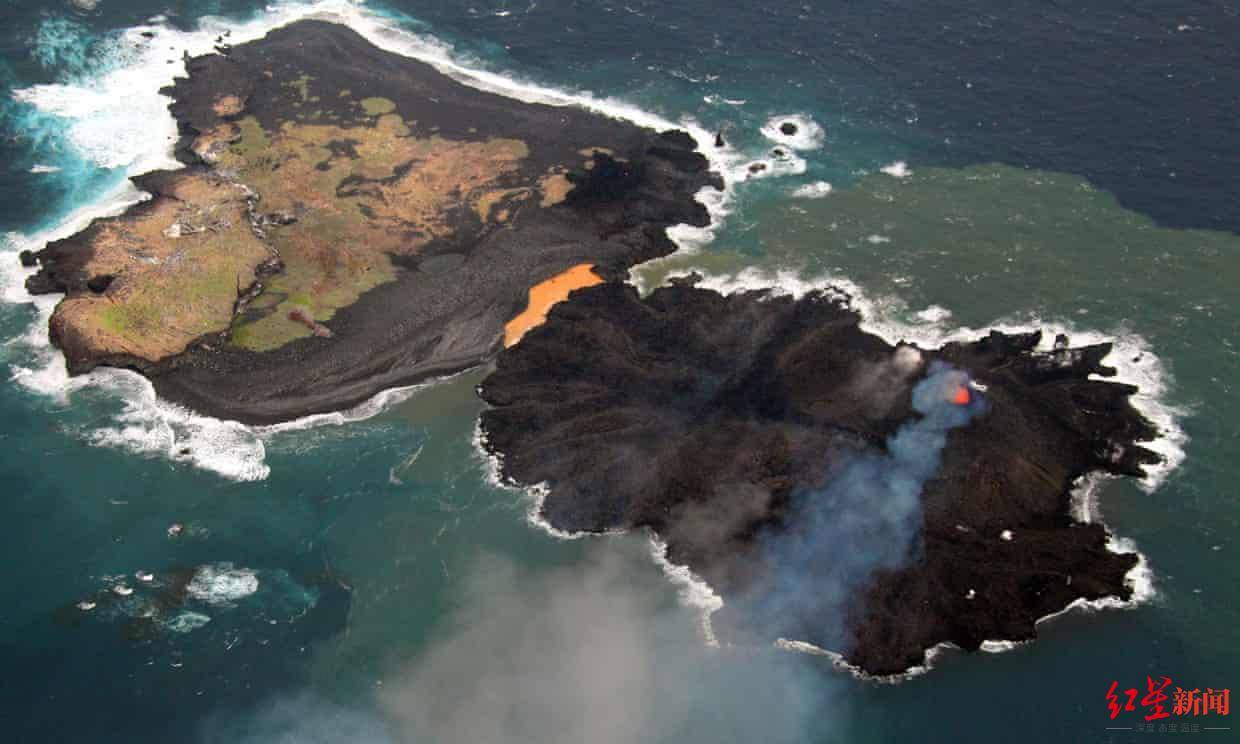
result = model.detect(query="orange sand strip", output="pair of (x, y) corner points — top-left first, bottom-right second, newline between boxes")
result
(504, 263), (604, 347)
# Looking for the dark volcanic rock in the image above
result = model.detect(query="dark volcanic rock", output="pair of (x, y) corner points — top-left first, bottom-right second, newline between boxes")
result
(85, 274), (114, 294)
(478, 282), (1162, 676)
(24, 20), (721, 424)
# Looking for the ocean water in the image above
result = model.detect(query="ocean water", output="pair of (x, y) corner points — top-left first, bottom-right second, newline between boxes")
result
(1, 1), (1236, 742)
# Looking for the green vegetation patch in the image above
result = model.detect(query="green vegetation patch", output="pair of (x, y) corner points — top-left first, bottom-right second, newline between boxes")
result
(217, 109), (529, 353)
(360, 96), (397, 116)
(286, 73), (314, 102)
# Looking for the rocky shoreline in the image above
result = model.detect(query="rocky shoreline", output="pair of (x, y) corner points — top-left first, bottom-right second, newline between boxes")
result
(478, 279), (1161, 676)
(23, 20), (721, 424)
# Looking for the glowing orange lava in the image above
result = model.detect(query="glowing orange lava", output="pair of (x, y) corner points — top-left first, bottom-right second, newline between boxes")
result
(504, 263), (604, 347)
(952, 386), (971, 406)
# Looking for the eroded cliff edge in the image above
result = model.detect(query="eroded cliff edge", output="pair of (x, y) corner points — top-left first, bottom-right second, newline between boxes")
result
(24, 20), (721, 424)
(478, 280), (1162, 676)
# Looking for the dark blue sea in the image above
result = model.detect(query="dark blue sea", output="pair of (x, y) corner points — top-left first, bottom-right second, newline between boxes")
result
(1, 1), (1237, 742)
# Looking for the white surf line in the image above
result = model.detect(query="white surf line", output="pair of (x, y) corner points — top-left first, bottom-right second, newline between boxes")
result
(647, 535), (724, 646)
(473, 421), (725, 645)
(2, 0), (749, 480)
(259, 366), (479, 436)
(776, 532), (1156, 684)
(880, 161), (912, 178)
(774, 638), (950, 684)
(777, 534), (1155, 683)
(791, 181), (834, 199)
(759, 114), (826, 151)
(472, 420), (591, 541)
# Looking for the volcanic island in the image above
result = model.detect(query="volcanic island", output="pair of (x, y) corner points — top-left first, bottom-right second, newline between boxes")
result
(478, 279), (1162, 676)
(23, 20), (719, 424)
(25, 21), (1164, 677)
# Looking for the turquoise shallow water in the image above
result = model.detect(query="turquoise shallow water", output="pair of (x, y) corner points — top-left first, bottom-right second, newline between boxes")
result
(1, 2), (1237, 742)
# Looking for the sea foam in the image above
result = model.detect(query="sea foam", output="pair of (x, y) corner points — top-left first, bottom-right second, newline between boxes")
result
(760, 114), (826, 151)
(186, 562), (260, 605)
(775, 532), (1156, 683)
(647, 535), (724, 646)
(473, 420), (726, 643)
(880, 161), (912, 178)
(792, 181), (833, 199)
(472, 420), (624, 542)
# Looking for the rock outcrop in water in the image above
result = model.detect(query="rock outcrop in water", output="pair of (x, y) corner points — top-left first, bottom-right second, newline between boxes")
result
(478, 279), (1162, 676)
(23, 20), (720, 424)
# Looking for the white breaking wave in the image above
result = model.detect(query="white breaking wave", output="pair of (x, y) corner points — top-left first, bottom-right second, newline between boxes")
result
(3, 200), (274, 479)
(760, 114), (826, 151)
(164, 611), (212, 633)
(773, 637), (955, 684)
(792, 181), (833, 199)
(28, 164), (62, 174)
(880, 161), (912, 178)
(776, 534), (1156, 682)
(2, 0), (746, 481)
(736, 154), (808, 183)
(82, 371), (273, 481)
(915, 305), (952, 323)
(1070, 471), (1112, 524)
(472, 420), (622, 541)
(186, 562), (259, 605)
(647, 535), (723, 646)
(473, 418), (726, 644)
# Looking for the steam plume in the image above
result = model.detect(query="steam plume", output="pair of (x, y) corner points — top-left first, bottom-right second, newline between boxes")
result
(740, 360), (985, 650)
(202, 541), (844, 743)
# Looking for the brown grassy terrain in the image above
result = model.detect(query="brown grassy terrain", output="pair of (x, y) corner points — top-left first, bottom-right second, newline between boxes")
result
(48, 92), (575, 356)
(49, 172), (273, 363)
(28, 20), (722, 422)
(214, 101), (534, 351)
